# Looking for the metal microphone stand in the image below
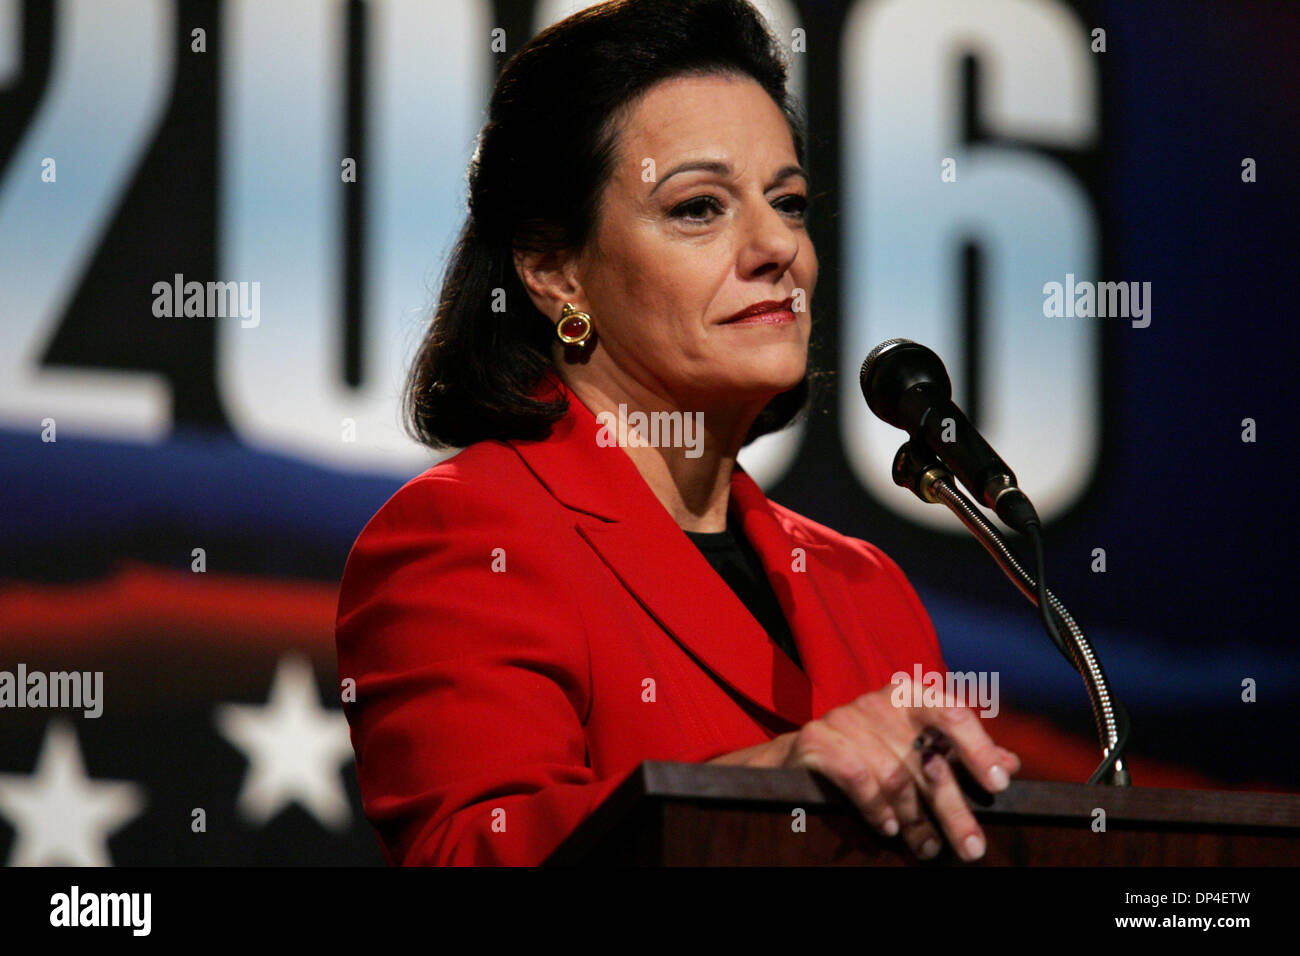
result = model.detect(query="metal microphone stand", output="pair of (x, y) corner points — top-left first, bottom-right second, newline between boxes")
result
(894, 442), (1130, 785)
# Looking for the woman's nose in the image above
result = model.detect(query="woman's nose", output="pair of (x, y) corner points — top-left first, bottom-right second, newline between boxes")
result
(738, 198), (801, 277)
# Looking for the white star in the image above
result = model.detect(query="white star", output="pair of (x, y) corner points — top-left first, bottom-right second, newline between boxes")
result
(215, 654), (354, 831)
(0, 721), (145, 866)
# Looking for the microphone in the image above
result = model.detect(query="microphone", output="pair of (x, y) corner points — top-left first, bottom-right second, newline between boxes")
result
(866, 342), (1131, 784)
(860, 339), (1040, 534)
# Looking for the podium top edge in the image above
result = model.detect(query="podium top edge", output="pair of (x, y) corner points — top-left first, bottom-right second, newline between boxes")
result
(635, 762), (1300, 830)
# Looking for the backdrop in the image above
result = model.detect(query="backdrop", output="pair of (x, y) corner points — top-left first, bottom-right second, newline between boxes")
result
(1, 0), (1296, 865)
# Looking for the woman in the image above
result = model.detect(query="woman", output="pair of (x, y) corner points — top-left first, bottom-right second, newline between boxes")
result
(335, 0), (1020, 866)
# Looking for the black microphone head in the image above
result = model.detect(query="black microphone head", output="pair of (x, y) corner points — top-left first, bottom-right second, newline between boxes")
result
(859, 339), (952, 429)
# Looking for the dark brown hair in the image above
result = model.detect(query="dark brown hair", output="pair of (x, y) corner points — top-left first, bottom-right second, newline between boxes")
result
(405, 0), (816, 449)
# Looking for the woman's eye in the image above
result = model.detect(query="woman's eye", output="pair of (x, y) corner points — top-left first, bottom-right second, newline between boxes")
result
(670, 193), (811, 223)
(776, 194), (810, 218)
(671, 196), (723, 221)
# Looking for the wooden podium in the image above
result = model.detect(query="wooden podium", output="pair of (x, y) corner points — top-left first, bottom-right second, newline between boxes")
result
(544, 762), (1300, 865)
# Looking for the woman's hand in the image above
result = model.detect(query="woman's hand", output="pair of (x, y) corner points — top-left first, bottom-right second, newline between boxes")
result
(707, 677), (1021, 862)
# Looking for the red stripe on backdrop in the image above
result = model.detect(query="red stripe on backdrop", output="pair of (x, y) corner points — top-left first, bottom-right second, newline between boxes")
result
(0, 561), (336, 652)
(0, 561), (1281, 792)
(980, 710), (1217, 790)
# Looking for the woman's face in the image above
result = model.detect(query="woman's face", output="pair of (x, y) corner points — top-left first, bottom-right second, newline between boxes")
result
(566, 72), (817, 414)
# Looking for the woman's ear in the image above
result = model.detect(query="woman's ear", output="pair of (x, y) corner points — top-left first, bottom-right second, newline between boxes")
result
(512, 246), (585, 322)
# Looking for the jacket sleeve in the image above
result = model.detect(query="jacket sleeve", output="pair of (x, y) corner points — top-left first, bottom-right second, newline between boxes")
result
(852, 537), (950, 678)
(336, 470), (633, 866)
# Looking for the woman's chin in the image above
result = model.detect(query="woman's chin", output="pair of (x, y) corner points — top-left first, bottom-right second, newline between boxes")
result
(744, 356), (808, 394)
(694, 366), (806, 405)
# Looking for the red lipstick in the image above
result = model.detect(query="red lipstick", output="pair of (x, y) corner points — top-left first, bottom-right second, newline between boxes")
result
(720, 296), (796, 325)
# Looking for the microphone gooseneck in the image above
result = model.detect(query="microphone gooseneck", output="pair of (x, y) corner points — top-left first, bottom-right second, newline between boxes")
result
(890, 438), (1130, 785)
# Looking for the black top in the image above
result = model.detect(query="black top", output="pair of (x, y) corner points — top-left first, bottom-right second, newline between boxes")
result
(684, 514), (803, 671)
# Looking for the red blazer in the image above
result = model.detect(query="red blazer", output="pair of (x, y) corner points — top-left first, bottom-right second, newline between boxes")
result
(335, 374), (947, 865)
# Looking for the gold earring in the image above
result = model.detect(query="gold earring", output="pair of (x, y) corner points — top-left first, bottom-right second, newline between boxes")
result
(556, 302), (594, 347)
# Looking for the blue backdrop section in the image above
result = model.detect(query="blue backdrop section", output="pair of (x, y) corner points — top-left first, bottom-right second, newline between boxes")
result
(0, 429), (406, 581)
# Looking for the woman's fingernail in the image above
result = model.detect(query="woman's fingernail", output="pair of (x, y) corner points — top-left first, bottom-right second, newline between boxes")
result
(923, 756), (944, 781)
(920, 838), (941, 859)
(988, 764), (1010, 791)
(963, 834), (986, 861)
(883, 817), (899, 837)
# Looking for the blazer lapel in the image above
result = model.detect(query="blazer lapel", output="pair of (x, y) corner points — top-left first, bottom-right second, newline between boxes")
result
(729, 470), (879, 716)
(509, 374), (817, 729)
